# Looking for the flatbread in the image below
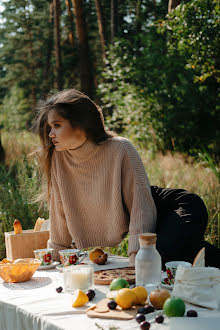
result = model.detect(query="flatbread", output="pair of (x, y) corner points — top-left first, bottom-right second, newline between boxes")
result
(94, 267), (135, 285)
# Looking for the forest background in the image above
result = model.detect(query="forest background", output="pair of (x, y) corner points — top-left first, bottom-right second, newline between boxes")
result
(0, 0), (219, 259)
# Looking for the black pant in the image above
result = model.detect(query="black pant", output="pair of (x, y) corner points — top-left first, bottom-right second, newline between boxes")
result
(151, 186), (220, 270)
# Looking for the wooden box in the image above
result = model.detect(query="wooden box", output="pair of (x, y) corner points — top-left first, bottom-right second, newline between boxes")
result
(4, 229), (49, 261)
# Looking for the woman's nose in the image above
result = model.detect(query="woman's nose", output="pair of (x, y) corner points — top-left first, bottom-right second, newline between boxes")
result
(49, 129), (55, 138)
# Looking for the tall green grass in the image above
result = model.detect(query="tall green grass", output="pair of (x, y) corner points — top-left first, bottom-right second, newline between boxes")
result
(0, 131), (219, 259)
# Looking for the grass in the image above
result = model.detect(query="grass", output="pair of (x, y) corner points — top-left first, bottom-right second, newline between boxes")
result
(0, 131), (219, 259)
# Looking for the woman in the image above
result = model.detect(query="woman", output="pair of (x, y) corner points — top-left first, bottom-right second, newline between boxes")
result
(34, 88), (157, 266)
(34, 88), (220, 269)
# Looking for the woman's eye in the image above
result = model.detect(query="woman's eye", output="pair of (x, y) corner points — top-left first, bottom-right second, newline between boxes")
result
(54, 124), (60, 128)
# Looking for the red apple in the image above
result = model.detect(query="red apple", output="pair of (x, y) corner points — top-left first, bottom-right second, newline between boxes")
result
(149, 289), (171, 310)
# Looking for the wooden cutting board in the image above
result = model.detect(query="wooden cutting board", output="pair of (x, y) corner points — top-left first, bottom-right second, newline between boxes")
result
(87, 298), (140, 320)
(94, 267), (135, 285)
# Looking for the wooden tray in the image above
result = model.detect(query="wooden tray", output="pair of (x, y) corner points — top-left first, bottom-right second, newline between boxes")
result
(94, 267), (135, 285)
(87, 298), (140, 320)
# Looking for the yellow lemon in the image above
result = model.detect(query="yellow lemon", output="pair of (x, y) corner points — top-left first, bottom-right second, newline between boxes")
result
(131, 286), (148, 305)
(72, 289), (89, 307)
(115, 288), (136, 309)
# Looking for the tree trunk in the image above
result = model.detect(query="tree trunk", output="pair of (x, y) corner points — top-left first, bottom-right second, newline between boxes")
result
(168, 0), (181, 13)
(135, 0), (142, 35)
(95, 0), (106, 61)
(0, 131), (5, 165)
(43, 0), (54, 91)
(65, 0), (74, 48)
(111, 0), (118, 43)
(72, 0), (94, 98)
(53, 0), (62, 90)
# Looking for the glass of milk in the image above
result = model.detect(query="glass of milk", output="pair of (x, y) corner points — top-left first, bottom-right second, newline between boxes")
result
(63, 265), (94, 293)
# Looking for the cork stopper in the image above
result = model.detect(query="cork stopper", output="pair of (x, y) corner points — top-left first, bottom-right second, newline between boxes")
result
(139, 233), (157, 245)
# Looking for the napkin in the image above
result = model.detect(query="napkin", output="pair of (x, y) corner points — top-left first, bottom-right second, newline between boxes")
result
(172, 266), (220, 309)
(170, 317), (220, 330)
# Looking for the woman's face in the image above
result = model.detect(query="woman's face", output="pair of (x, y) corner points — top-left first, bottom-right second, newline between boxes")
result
(48, 110), (87, 151)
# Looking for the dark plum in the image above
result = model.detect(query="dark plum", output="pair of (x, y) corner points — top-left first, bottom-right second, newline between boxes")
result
(107, 300), (117, 310)
(144, 305), (155, 314)
(140, 320), (151, 330)
(135, 313), (145, 324)
(56, 286), (63, 293)
(86, 289), (95, 301)
(187, 310), (198, 317)
(137, 305), (154, 315)
(155, 315), (164, 324)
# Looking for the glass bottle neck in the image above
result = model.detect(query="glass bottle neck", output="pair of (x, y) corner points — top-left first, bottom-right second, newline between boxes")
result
(139, 243), (156, 249)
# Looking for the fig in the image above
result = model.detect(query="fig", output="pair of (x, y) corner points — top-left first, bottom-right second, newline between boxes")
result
(93, 253), (108, 265)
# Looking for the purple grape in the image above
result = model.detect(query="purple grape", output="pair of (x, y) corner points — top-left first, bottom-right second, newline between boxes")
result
(155, 315), (164, 323)
(140, 320), (151, 330)
(144, 305), (155, 314)
(56, 286), (63, 293)
(107, 300), (117, 310)
(137, 305), (154, 315)
(187, 310), (198, 317)
(135, 313), (145, 324)
(86, 289), (95, 301)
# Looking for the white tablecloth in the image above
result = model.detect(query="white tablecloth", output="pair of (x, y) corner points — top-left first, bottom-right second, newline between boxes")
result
(0, 255), (220, 330)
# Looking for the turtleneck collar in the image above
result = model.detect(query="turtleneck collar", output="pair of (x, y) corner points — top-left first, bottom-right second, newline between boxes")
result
(65, 139), (100, 163)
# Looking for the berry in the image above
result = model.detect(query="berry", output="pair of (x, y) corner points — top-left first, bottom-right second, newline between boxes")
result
(140, 320), (151, 330)
(187, 310), (198, 317)
(137, 305), (154, 315)
(56, 286), (63, 293)
(144, 305), (155, 314)
(86, 289), (95, 301)
(107, 300), (117, 310)
(155, 315), (164, 323)
(135, 313), (145, 324)
(138, 307), (147, 314)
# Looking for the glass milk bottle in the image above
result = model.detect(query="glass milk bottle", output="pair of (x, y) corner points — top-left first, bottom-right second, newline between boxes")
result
(135, 233), (161, 293)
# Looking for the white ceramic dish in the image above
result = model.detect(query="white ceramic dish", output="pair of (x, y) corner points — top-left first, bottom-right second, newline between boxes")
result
(161, 282), (174, 290)
(38, 261), (60, 270)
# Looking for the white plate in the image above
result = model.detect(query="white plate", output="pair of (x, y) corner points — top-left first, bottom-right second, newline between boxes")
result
(38, 261), (60, 270)
(161, 282), (174, 289)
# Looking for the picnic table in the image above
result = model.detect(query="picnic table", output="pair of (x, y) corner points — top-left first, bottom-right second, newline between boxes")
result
(0, 255), (219, 330)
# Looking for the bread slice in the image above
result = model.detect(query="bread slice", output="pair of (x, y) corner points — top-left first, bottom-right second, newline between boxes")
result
(33, 217), (45, 232)
(192, 247), (205, 267)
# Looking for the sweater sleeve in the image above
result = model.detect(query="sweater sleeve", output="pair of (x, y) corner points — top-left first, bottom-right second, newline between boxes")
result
(121, 140), (157, 256)
(48, 154), (72, 261)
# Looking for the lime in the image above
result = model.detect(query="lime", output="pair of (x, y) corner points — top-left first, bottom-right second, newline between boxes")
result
(163, 297), (186, 317)
(109, 277), (129, 291)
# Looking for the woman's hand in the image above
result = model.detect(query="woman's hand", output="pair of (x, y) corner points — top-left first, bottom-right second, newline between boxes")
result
(129, 252), (137, 267)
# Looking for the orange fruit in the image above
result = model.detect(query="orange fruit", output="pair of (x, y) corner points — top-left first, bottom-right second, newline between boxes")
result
(89, 248), (104, 262)
(115, 288), (136, 309)
(131, 286), (148, 305)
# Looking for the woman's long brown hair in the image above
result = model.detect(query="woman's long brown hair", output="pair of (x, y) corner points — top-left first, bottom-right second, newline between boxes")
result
(33, 89), (115, 203)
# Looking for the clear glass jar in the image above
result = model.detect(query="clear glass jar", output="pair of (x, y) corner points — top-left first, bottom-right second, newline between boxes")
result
(135, 233), (161, 293)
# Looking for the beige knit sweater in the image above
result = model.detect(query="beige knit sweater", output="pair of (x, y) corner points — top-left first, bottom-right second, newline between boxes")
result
(47, 137), (157, 260)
